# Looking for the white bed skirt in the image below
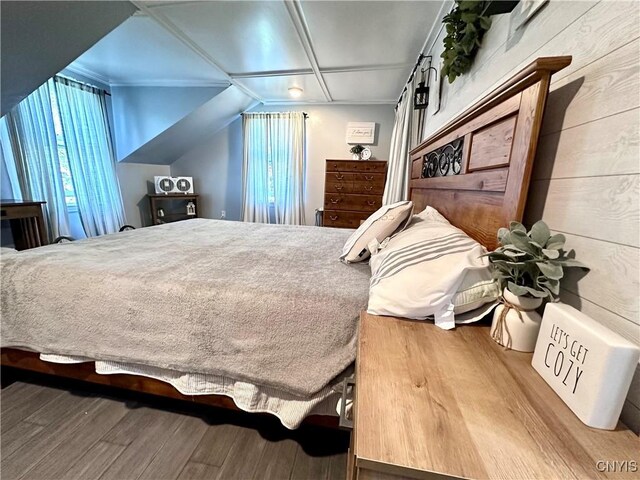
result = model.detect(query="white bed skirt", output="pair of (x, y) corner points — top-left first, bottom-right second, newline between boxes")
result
(39, 353), (341, 430)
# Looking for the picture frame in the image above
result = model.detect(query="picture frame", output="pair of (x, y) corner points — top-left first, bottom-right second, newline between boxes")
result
(512, 0), (549, 30)
(346, 122), (375, 144)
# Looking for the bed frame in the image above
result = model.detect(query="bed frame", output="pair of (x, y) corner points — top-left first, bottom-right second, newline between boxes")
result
(409, 56), (571, 250)
(1, 56), (571, 428)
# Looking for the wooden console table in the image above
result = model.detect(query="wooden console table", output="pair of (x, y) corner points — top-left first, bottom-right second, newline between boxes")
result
(350, 313), (639, 480)
(0, 199), (47, 250)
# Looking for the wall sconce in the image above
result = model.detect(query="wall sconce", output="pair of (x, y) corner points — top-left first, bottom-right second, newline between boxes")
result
(413, 67), (438, 110)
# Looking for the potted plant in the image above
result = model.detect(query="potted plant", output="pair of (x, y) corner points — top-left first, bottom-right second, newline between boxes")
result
(350, 144), (364, 160)
(485, 220), (588, 352)
(441, 1), (492, 83)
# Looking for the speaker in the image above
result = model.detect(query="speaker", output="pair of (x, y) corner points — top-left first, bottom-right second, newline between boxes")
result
(154, 176), (194, 194)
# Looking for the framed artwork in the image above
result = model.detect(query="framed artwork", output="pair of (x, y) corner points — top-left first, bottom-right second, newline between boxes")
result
(512, 0), (549, 30)
(346, 122), (376, 144)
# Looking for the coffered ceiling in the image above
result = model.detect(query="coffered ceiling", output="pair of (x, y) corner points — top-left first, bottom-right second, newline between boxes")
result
(68, 0), (447, 104)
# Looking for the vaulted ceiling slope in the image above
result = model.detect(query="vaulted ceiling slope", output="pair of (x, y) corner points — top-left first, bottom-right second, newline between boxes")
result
(68, 0), (446, 104)
(120, 85), (258, 165)
(0, 1), (136, 116)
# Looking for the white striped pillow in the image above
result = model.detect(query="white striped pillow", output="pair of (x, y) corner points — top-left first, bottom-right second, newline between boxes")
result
(340, 201), (413, 263)
(367, 211), (496, 329)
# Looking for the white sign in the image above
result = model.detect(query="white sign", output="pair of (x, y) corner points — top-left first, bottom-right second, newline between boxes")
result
(346, 122), (376, 144)
(532, 303), (639, 430)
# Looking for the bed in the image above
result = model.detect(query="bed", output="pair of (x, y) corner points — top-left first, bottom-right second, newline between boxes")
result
(0, 56), (571, 429)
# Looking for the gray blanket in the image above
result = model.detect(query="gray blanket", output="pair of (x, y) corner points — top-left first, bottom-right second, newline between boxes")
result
(1, 219), (370, 396)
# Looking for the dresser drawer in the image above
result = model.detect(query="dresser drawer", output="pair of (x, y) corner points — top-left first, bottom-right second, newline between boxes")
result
(326, 160), (387, 173)
(353, 173), (385, 184)
(352, 182), (384, 194)
(323, 210), (369, 228)
(325, 182), (384, 195)
(325, 172), (385, 183)
(324, 194), (382, 212)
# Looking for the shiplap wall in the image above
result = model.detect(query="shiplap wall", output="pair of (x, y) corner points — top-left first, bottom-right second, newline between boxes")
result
(421, 0), (639, 432)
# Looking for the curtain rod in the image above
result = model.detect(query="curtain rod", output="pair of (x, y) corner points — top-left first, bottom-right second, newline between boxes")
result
(55, 74), (111, 96)
(241, 112), (308, 118)
(396, 54), (430, 108)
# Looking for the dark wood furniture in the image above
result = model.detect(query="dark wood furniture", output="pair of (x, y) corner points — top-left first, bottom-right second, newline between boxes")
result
(0, 199), (47, 250)
(409, 56), (572, 250)
(323, 160), (387, 228)
(148, 194), (200, 226)
(350, 313), (639, 480)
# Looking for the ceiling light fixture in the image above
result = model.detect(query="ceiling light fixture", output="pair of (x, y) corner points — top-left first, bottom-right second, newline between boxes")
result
(288, 87), (303, 98)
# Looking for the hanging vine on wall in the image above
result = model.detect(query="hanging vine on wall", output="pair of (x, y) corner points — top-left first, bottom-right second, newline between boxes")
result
(441, 1), (493, 84)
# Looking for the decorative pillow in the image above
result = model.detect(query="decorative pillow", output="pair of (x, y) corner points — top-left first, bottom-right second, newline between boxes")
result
(451, 268), (499, 315)
(414, 205), (451, 224)
(340, 201), (413, 263)
(367, 207), (496, 329)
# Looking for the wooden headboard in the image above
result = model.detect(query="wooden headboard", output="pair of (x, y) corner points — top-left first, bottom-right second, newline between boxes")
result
(409, 56), (571, 250)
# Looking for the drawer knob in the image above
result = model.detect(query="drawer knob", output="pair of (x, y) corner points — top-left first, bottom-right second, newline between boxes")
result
(330, 198), (340, 204)
(335, 185), (343, 190)
(329, 215), (339, 221)
(335, 174), (344, 180)
(367, 200), (376, 206)
(365, 175), (374, 181)
(364, 185), (373, 191)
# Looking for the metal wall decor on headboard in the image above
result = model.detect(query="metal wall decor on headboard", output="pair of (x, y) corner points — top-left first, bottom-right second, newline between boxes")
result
(421, 138), (464, 178)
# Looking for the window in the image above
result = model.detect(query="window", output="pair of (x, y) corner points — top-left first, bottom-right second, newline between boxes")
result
(49, 89), (77, 207)
(4, 75), (126, 238)
(242, 112), (306, 225)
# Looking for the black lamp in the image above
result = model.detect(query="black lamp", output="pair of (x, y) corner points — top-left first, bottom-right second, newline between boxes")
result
(413, 66), (438, 110)
(413, 80), (429, 110)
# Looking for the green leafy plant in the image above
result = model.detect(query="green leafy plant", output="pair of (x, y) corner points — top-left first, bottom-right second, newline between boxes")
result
(485, 221), (589, 300)
(441, 1), (492, 84)
(349, 144), (364, 154)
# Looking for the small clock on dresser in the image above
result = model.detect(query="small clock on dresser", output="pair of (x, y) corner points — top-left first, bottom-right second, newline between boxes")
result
(361, 147), (372, 160)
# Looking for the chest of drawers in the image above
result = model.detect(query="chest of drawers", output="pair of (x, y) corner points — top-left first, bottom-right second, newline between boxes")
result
(323, 159), (387, 228)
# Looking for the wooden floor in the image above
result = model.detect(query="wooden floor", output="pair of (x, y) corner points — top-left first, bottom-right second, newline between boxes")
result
(0, 373), (348, 480)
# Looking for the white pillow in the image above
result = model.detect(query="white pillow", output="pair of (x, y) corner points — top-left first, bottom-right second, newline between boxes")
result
(414, 205), (451, 224)
(452, 268), (499, 315)
(340, 201), (413, 263)
(367, 207), (495, 329)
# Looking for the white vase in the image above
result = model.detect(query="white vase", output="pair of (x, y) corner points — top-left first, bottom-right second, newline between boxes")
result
(352, 153), (361, 160)
(490, 288), (543, 352)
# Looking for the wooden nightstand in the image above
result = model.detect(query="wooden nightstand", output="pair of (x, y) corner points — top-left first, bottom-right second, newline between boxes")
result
(350, 312), (638, 480)
(147, 194), (200, 225)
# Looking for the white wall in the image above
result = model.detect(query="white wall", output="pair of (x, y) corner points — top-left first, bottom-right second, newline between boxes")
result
(170, 119), (243, 221)
(421, 0), (640, 431)
(170, 104), (395, 225)
(116, 162), (171, 228)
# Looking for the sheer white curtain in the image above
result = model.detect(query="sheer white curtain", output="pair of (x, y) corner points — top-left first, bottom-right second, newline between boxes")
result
(4, 80), (71, 240)
(242, 112), (306, 225)
(382, 64), (423, 205)
(54, 76), (125, 236)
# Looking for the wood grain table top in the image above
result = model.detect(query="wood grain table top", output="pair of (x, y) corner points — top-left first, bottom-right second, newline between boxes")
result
(355, 313), (639, 480)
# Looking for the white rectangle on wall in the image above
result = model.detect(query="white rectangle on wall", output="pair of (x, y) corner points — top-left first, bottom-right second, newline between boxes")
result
(346, 122), (375, 144)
